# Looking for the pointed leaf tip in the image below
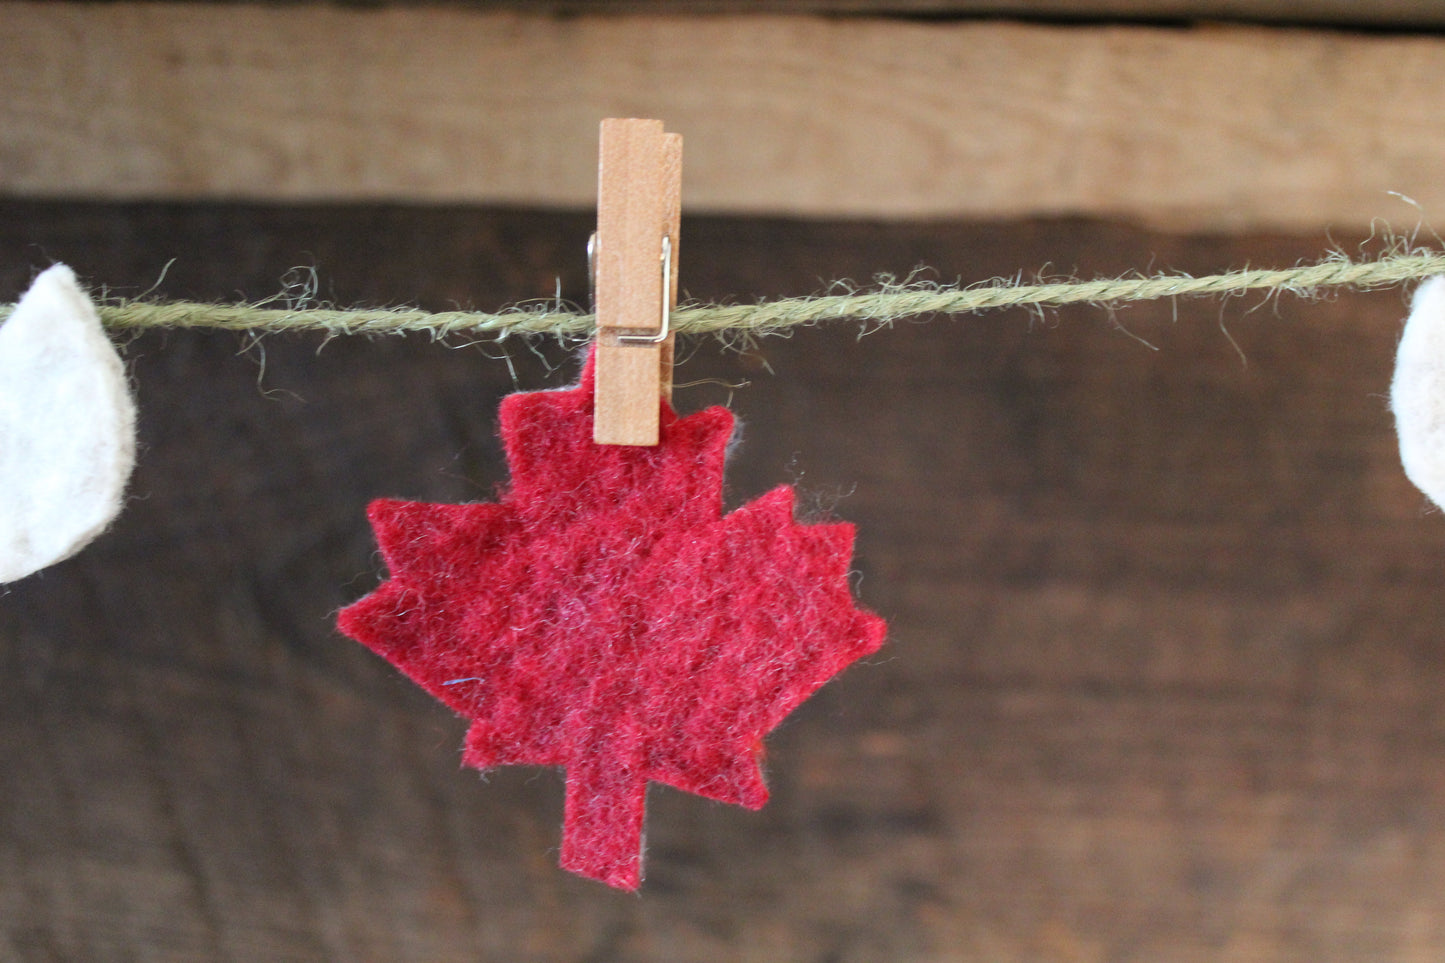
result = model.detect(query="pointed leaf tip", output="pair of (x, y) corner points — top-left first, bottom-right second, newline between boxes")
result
(367, 498), (510, 578)
(748, 485), (797, 521)
(337, 582), (416, 660)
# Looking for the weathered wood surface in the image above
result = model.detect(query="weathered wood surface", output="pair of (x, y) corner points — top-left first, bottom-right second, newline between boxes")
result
(62, 0), (1445, 25)
(7, 5), (1445, 232)
(2, 203), (1444, 960)
(475, 0), (1445, 24)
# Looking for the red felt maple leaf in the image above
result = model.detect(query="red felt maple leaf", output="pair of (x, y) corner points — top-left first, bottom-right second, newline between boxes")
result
(338, 354), (886, 890)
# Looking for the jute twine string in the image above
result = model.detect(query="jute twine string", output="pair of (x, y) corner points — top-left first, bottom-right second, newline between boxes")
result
(8, 251), (1443, 339)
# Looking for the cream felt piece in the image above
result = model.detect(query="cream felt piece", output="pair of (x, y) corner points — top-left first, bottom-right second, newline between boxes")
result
(0, 265), (135, 583)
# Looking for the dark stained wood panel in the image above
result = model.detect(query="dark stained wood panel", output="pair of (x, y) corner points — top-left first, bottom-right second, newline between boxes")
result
(1, 202), (1441, 960)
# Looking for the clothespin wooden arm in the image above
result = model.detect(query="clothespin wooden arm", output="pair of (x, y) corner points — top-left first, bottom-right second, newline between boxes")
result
(593, 118), (682, 446)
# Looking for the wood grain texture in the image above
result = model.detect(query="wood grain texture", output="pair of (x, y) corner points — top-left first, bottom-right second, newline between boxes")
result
(475, 0), (1445, 24)
(6, 4), (1445, 231)
(2, 202), (1445, 960)
(63, 0), (1445, 28)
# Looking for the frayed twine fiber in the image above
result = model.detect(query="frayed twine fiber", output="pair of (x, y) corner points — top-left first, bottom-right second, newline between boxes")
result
(8, 251), (1444, 340)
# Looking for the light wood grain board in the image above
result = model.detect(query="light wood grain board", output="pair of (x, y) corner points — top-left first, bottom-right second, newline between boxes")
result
(483, 0), (1445, 25)
(4, 4), (1445, 230)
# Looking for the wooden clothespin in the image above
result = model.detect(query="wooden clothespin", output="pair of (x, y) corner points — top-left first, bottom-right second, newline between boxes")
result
(593, 118), (682, 446)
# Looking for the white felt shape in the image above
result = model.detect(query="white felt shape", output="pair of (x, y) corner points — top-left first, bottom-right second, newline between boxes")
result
(0, 265), (135, 582)
(1393, 276), (1445, 510)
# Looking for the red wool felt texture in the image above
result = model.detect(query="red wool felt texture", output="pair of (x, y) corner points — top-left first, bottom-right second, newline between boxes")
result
(338, 353), (886, 890)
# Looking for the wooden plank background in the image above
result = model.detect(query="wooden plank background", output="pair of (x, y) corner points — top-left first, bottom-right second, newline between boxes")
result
(474, 1), (1445, 23)
(2, 201), (1444, 960)
(9, 2), (1445, 958)
(5, 4), (1445, 231)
